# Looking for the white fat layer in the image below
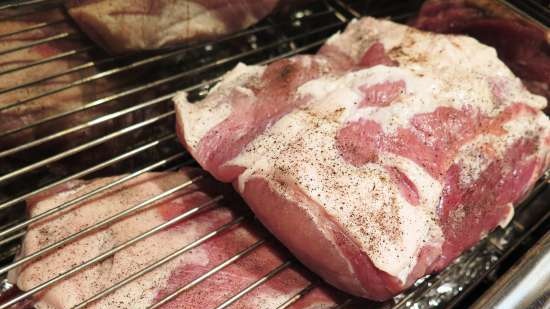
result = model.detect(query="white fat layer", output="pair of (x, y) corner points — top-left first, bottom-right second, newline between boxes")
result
(379, 153), (443, 216)
(159, 2), (227, 46)
(499, 204), (515, 228)
(182, 18), (549, 284)
(322, 18), (546, 124)
(230, 110), (440, 282)
(389, 22), (545, 110)
(14, 173), (211, 309)
(299, 62), (545, 135)
(503, 111), (550, 147)
(455, 112), (550, 186)
(176, 93), (232, 150)
(210, 63), (265, 93)
(157, 2), (266, 47)
(174, 63), (265, 149)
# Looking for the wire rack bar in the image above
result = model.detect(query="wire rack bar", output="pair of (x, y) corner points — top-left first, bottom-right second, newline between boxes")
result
(0, 19), (66, 40)
(276, 283), (317, 309)
(0, 45), (94, 76)
(0, 230), (25, 247)
(214, 261), (293, 309)
(148, 239), (266, 309)
(0, 133), (177, 210)
(0, 76), (174, 138)
(0, 32), (79, 57)
(0, 93), (174, 158)
(0, 54), (124, 96)
(0, 0), (60, 11)
(0, 195), (222, 309)
(72, 216), (247, 309)
(1, 32), (328, 143)
(0, 152), (184, 239)
(0, 110), (174, 185)
(0, 34), (334, 143)
(332, 0), (361, 18)
(0, 155), (193, 250)
(0, 175), (204, 276)
(0, 10), (338, 113)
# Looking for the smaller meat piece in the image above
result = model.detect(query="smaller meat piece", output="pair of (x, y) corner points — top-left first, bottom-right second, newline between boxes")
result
(0, 9), (96, 149)
(174, 17), (394, 182)
(66, 0), (283, 54)
(411, 0), (550, 102)
(8, 168), (343, 309)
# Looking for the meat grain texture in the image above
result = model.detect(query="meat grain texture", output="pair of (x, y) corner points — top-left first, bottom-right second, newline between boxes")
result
(66, 0), (285, 54)
(9, 169), (343, 308)
(175, 17), (550, 300)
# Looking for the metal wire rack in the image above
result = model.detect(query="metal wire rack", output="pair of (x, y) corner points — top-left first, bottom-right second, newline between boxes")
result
(0, 0), (548, 308)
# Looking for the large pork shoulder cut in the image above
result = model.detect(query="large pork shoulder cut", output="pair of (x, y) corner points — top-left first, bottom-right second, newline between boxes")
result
(9, 168), (343, 308)
(174, 17), (550, 300)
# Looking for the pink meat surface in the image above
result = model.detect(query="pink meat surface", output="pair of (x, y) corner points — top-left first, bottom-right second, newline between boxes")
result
(174, 17), (550, 300)
(174, 18), (398, 182)
(66, 0), (286, 54)
(8, 169), (342, 308)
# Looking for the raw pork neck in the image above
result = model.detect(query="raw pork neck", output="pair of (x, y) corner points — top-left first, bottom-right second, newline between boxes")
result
(174, 17), (550, 300)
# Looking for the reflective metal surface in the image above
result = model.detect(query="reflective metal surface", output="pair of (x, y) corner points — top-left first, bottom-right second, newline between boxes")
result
(471, 232), (550, 309)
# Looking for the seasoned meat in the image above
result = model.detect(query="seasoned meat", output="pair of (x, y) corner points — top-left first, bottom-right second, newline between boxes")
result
(66, 0), (285, 54)
(8, 168), (343, 308)
(174, 17), (550, 300)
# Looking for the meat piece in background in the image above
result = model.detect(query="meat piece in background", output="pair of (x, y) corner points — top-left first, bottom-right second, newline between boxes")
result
(0, 8), (131, 159)
(7, 168), (345, 308)
(411, 0), (550, 104)
(175, 17), (550, 301)
(0, 8), (162, 178)
(66, 0), (295, 54)
(0, 9), (98, 149)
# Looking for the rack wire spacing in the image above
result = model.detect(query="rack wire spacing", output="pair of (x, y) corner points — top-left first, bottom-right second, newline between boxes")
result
(0, 1), (548, 308)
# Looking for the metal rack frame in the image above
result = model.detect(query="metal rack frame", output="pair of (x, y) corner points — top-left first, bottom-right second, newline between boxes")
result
(0, 0), (548, 308)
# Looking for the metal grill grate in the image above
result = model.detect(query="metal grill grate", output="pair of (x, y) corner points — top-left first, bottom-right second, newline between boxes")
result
(0, 0), (548, 308)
